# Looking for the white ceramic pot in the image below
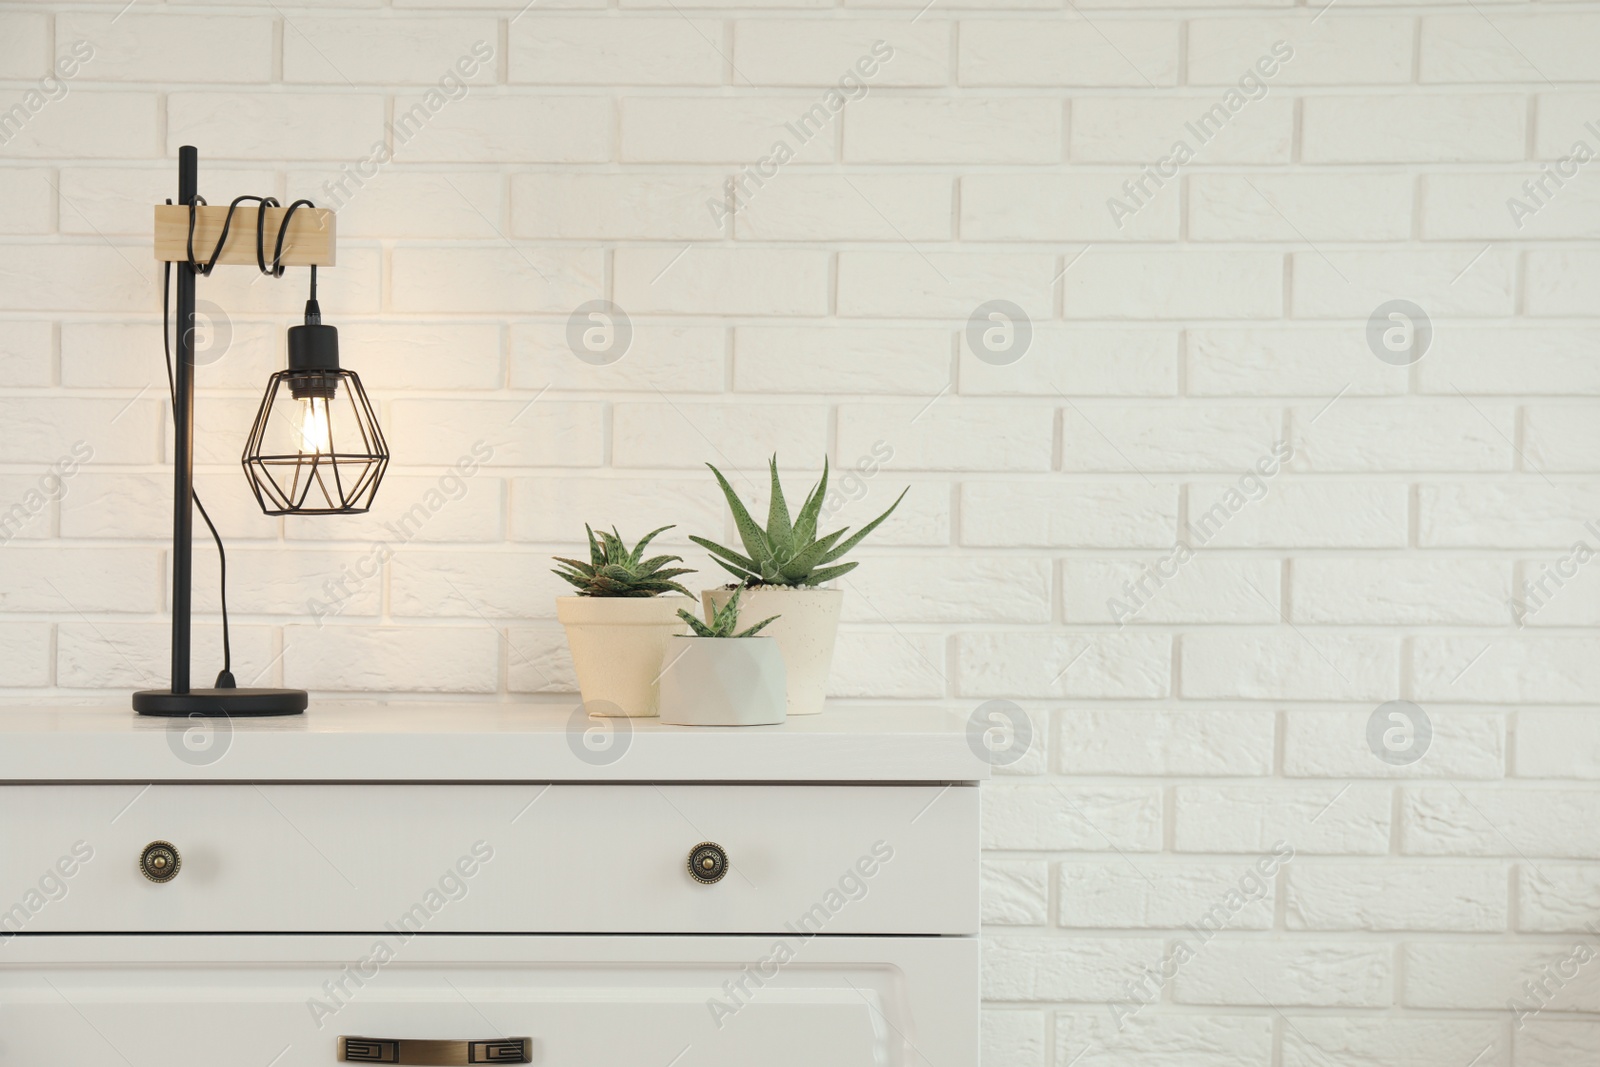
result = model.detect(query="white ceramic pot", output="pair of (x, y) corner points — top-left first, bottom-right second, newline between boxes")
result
(556, 596), (691, 717)
(701, 585), (842, 716)
(657, 636), (787, 727)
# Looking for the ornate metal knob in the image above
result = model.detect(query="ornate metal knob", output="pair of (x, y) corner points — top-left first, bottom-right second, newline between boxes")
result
(688, 842), (727, 885)
(139, 841), (181, 883)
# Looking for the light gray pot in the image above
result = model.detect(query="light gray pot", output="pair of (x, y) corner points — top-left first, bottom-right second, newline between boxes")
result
(657, 636), (787, 727)
(701, 586), (842, 716)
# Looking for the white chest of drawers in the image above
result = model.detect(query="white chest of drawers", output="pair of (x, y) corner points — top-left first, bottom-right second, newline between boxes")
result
(0, 703), (985, 1067)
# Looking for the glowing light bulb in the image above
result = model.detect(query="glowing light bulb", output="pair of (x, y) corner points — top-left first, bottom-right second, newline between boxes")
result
(297, 397), (331, 454)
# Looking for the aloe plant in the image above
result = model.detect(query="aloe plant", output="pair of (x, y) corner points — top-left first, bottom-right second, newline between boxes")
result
(677, 588), (778, 638)
(690, 456), (906, 587)
(552, 525), (695, 597)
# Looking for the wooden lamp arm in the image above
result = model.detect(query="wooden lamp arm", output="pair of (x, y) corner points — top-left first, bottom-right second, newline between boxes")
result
(153, 202), (337, 267)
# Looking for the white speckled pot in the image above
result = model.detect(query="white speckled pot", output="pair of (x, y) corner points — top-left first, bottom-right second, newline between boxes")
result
(556, 596), (690, 717)
(701, 586), (842, 716)
(657, 636), (787, 727)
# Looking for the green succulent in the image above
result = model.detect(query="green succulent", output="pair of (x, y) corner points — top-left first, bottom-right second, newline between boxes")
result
(676, 588), (779, 638)
(689, 456), (906, 588)
(552, 525), (695, 597)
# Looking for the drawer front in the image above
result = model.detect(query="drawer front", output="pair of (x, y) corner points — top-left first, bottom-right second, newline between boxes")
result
(0, 934), (978, 1067)
(0, 783), (975, 935)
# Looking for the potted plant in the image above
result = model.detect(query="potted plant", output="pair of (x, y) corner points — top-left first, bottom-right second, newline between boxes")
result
(658, 589), (786, 727)
(691, 456), (906, 717)
(553, 525), (695, 718)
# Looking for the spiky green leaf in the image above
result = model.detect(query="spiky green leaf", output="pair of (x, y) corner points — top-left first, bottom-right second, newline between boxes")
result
(804, 560), (858, 585)
(734, 614), (780, 638)
(706, 463), (771, 563)
(819, 487), (907, 564)
(792, 457), (828, 544)
(710, 558), (759, 583)
(649, 566), (696, 581)
(688, 535), (757, 572)
(630, 525), (672, 567)
(765, 456), (792, 552)
(676, 607), (716, 637)
(635, 554), (681, 577)
(778, 528), (848, 582)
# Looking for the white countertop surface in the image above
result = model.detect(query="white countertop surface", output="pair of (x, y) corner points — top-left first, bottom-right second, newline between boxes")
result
(0, 700), (989, 783)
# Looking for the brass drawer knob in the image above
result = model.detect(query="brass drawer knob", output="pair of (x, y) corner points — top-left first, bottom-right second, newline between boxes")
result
(688, 842), (727, 885)
(139, 840), (181, 883)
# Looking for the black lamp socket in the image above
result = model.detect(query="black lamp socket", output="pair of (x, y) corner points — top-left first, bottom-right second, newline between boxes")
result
(287, 299), (340, 399)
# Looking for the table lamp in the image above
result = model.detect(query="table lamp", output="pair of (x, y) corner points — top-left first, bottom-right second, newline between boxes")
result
(133, 146), (388, 717)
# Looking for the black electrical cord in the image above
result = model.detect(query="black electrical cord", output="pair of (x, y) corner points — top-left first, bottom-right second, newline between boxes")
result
(164, 194), (319, 689)
(183, 194), (315, 277)
(162, 257), (235, 688)
(271, 200), (317, 276)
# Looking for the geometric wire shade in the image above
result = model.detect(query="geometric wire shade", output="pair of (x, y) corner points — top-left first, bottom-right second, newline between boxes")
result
(242, 369), (388, 515)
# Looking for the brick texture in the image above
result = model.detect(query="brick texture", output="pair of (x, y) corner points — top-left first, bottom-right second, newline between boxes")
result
(2, 3), (1594, 1056)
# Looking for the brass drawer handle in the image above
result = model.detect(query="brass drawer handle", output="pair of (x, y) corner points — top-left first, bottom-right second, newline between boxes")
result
(139, 841), (181, 883)
(688, 841), (728, 885)
(339, 1038), (531, 1065)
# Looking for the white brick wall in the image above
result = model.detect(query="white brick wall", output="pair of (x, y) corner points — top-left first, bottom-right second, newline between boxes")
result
(3, 2), (1598, 1063)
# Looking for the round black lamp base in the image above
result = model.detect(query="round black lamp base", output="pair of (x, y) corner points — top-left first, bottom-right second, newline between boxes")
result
(132, 688), (308, 717)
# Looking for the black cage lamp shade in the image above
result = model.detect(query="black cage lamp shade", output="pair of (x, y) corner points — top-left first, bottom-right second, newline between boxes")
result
(243, 300), (389, 515)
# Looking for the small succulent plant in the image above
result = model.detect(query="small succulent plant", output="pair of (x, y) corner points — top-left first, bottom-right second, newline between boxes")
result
(552, 525), (695, 597)
(690, 456), (906, 587)
(676, 588), (778, 638)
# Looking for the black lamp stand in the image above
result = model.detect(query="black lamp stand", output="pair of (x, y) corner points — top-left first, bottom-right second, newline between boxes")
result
(133, 147), (309, 717)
